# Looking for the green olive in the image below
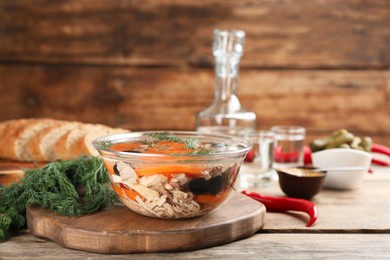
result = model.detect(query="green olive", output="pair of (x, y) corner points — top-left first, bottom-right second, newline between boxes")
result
(350, 136), (362, 149)
(310, 139), (329, 152)
(325, 130), (354, 149)
(310, 129), (372, 153)
(361, 136), (372, 152)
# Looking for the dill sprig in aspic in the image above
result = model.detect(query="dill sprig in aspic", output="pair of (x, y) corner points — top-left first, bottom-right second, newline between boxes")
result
(0, 156), (119, 241)
(145, 132), (211, 154)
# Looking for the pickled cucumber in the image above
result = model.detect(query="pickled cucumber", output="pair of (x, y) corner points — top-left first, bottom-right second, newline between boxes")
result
(310, 129), (371, 152)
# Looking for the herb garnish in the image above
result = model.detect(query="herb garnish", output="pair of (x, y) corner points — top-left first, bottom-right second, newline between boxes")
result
(184, 137), (199, 150)
(148, 132), (183, 143)
(0, 156), (119, 241)
(144, 132), (212, 155)
(95, 138), (112, 149)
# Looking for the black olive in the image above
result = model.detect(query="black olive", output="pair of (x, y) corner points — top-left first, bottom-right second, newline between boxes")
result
(188, 178), (210, 195)
(113, 164), (120, 175)
(123, 150), (141, 153)
(209, 173), (229, 195)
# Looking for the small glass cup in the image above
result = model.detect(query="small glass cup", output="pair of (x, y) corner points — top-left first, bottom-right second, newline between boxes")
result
(237, 130), (275, 188)
(271, 126), (306, 168)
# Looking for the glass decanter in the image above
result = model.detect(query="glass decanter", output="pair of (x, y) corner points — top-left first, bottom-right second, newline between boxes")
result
(196, 29), (256, 135)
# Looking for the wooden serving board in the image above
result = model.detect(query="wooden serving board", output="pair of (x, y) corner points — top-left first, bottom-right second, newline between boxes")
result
(0, 161), (32, 186)
(27, 192), (265, 254)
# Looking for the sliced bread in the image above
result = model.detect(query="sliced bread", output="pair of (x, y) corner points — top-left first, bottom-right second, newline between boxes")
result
(54, 125), (88, 161)
(27, 121), (81, 162)
(0, 118), (59, 161)
(0, 118), (130, 162)
(74, 127), (129, 157)
(0, 119), (30, 161)
(53, 123), (113, 160)
(67, 123), (124, 158)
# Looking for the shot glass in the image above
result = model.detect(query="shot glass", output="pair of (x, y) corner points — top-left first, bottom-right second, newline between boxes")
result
(271, 126), (306, 168)
(238, 130), (275, 188)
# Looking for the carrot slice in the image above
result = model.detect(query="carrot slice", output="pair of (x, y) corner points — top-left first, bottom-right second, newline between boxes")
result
(111, 184), (124, 198)
(104, 161), (116, 175)
(111, 142), (142, 152)
(122, 187), (140, 201)
(194, 193), (228, 204)
(112, 141), (189, 153)
(112, 183), (140, 202)
(135, 164), (204, 177)
(111, 140), (204, 155)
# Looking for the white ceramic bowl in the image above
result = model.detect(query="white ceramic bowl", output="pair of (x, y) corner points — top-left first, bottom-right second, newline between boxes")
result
(312, 148), (372, 190)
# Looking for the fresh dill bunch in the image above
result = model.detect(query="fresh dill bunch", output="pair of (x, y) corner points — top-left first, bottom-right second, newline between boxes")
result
(0, 182), (26, 241)
(0, 156), (119, 241)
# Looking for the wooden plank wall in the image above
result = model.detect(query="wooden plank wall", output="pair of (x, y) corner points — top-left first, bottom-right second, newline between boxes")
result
(0, 0), (389, 145)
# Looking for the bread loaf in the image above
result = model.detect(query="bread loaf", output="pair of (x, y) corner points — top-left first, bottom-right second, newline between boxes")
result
(27, 121), (81, 161)
(0, 118), (59, 161)
(74, 127), (128, 157)
(54, 123), (124, 161)
(0, 118), (129, 162)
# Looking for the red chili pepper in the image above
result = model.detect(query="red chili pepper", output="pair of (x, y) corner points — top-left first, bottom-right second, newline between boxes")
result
(303, 145), (312, 165)
(241, 190), (318, 227)
(371, 143), (390, 157)
(371, 158), (390, 167)
(244, 148), (255, 163)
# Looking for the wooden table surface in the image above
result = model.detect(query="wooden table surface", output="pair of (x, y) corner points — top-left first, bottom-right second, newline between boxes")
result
(1, 166), (390, 259)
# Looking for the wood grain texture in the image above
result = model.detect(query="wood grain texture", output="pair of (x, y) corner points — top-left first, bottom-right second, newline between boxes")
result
(1, 167), (389, 258)
(0, 170), (24, 186)
(0, 161), (43, 185)
(0, 1), (389, 258)
(1, 65), (389, 145)
(0, 0), (389, 68)
(236, 166), (390, 232)
(27, 192), (265, 254)
(2, 232), (390, 259)
(0, 0), (389, 146)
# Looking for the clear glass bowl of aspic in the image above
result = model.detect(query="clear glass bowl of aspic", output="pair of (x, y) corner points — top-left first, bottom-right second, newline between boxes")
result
(93, 131), (252, 219)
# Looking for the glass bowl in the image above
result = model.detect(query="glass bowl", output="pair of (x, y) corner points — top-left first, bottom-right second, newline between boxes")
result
(93, 131), (252, 219)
